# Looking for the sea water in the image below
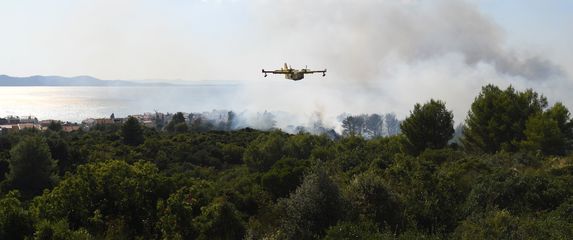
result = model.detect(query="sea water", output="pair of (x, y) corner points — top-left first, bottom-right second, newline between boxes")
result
(0, 85), (243, 122)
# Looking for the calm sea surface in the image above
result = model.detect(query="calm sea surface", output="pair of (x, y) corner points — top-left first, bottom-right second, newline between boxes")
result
(0, 86), (243, 122)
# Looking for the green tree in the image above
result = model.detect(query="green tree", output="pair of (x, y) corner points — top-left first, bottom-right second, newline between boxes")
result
(261, 157), (308, 199)
(454, 210), (520, 240)
(0, 191), (34, 239)
(521, 114), (564, 155)
(33, 160), (168, 239)
(156, 181), (218, 240)
(220, 144), (244, 164)
(463, 169), (572, 216)
(323, 221), (386, 240)
(546, 102), (572, 129)
(365, 114), (384, 138)
(166, 112), (186, 133)
(193, 197), (245, 240)
(47, 121), (62, 132)
(545, 102), (573, 149)
(454, 209), (573, 240)
(33, 219), (93, 240)
(174, 122), (189, 133)
(46, 133), (71, 175)
(341, 115), (365, 137)
(385, 153), (450, 232)
(156, 187), (197, 240)
(275, 168), (344, 239)
(401, 99), (454, 155)
(0, 159), (8, 183)
(121, 116), (144, 146)
(462, 85), (547, 153)
(243, 131), (286, 172)
(283, 133), (330, 160)
(346, 171), (401, 229)
(189, 115), (214, 132)
(333, 135), (368, 171)
(6, 136), (56, 198)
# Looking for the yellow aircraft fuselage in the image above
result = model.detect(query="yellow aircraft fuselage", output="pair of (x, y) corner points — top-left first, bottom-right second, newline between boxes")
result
(262, 63), (326, 81)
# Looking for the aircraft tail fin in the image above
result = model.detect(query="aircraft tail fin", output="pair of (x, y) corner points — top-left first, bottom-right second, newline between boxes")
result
(284, 63), (289, 70)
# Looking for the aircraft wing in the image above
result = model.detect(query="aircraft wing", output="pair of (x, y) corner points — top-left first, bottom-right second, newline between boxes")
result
(303, 69), (327, 76)
(304, 69), (327, 73)
(262, 69), (289, 74)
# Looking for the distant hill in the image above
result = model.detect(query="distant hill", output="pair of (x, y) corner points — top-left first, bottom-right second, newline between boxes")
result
(0, 75), (171, 86)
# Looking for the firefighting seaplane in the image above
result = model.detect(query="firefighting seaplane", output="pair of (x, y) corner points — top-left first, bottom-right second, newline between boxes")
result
(262, 63), (326, 81)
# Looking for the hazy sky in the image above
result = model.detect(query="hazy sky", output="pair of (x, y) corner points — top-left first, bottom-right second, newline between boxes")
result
(1, 0), (572, 124)
(0, 0), (570, 80)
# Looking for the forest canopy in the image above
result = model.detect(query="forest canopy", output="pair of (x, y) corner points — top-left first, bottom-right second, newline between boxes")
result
(1, 84), (573, 239)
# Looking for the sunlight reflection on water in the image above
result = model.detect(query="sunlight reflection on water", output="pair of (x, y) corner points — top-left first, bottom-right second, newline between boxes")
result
(0, 86), (243, 122)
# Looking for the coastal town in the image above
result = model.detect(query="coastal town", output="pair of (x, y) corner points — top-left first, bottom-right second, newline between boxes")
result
(0, 110), (399, 139)
(0, 111), (235, 135)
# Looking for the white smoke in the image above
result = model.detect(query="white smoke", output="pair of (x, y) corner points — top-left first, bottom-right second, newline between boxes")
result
(241, 0), (571, 124)
(1, 0), (571, 128)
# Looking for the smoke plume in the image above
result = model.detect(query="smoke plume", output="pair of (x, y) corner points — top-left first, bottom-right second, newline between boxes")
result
(1, 0), (571, 128)
(241, 0), (570, 124)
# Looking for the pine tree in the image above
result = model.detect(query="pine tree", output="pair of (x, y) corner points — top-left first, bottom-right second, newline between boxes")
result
(6, 136), (56, 198)
(401, 99), (454, 155)
(462, 85), (547, 153)
(122, 116), (144, 146)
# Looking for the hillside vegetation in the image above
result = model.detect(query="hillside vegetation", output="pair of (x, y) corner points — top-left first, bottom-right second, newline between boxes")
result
(1, 84), (573, 239)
